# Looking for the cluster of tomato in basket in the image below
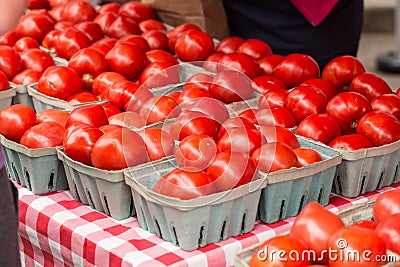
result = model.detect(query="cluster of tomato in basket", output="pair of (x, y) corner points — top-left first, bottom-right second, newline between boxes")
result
(249, 189), (400, 267)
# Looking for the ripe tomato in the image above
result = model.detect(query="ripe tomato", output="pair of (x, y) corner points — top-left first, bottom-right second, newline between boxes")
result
(97, 3), (120, 15)
(207, 151), (256, 191)
(91, 126), (148, 170)
(141, 30), (168, 51)
(301, 78), (337, 100)
(174, 134), (217, 171)
(258, 125), (300, 149)
(28, 0), (50, 9)
(296, 113), (341, 144)
(325, 92), (372, 134)
(293, 147), (323, 167)
(166, 23), (202, 53)
(349, 72), (392, 101)
(258, 54), (285, 76)
(152, 168), (216, 200)
(138, 19), (166, 32)
(66, 91), (99, 104)
(12, 69), (41, 85)
(218, 53), (261, 79)
(236, 39), (272, 60)
(54, 21), (75, 32)
(90, 37), (117, 55)
(15, 13), (54, 43)
(62, 0), (97, 23)
(20, 122), (65, 148)
(92, 71), (126, 98)
(255, 107), (297, 128)
(100, 103), (121, 118)
(285, 85), (328, 123)
(65, 104), (109, 128)
(289, 202), (345, 264)
(106, 16), (141, 39)
(252, 75), (287, 94)
(371, 94), (400, 119)
(122, 84), (154, 112)
(140, 95), (180, 125)
(0, 70), (9, 91)
(183, 73), (213, 92)
(41, 29), (60, 51)
(137, 128), (174, 161)
(139, 61), (180, 88)
(217, 117), (256, 140)
(328, 134), (373, 151)
(146, 49), (178, 65)
(0, 45), (22, 80)
(108, 111), (144, 128)
(373, 189), (400, 223)
(350, 220), (378, 230)
(75, 21), (105, 43)
(215, 36), (244, 54)
(203, 53), (224, 72)
(178, 88), (213, 104)
(37, 109), (69, 127)
(375, 213), (400, 254)
(37, 66), (82, 100)
(55, 27), (92, 60)
(258, 88), (289, 108)
(118, 1), (156, 23)
(0, 31), (20, 46)
(322, 55), (365, 91)
(217, 127), (265, 155)
(182, 97), (230, 125)
(118, 34), (150, 52)
(0, 104), (37, 143)
(174, 30), (214, 62)
(21, 48), (54, 74)
(14, 37), (40, 53)
(251, 142), (298, 173)
(238, 108), (259, 124)
(93, 11), (118, 34)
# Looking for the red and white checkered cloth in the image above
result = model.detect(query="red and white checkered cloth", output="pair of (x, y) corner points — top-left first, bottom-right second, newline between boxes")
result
(17, 181), (400, 267)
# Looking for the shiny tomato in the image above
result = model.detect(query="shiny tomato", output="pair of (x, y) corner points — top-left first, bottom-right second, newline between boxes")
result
(237, 109), (259, 125)
(90, 37), (117, 55)
(100, 103), (121, 118)
(326, 92), (372, 134)
(0, 70), (9, 91)
(167, 92), (181, 103)
(351, 220), (378, 230)
(293, 147), (323, 167)
(217, 127), (265, 155)
(66, 91), (99, 104)
(139, 61), (179, 88)
(174, 30), (214, 62)
(15, 13), (54, 43)
(146, 49), (178, 65)
(140, 95), (180, 125)
(259, 125), (300, 149)
(65, 104), (109, 128)
(178, 88), (213, 104)
(97, 3), (120, 15)
(54, 21), (75, 32)
(106, 16), (141, 39)
(75, 21), (104, 43)
(375, 213), (400, 254)
(41, 29), (60, 51)
(258, 54), (285, 76)
(49, 0), (68, 8)
(236, 39), (272, 60)
(21, 48), (54, 74)
(92, 71), (126, 98)
(371, 94), (400, 119)
(28, 0), (50, 9)
(37, 66), (82, 100)
(215, 36), (245, 54)
(118, 1), (156, 22)
(207, 151), (256, 191)
(37, 109), (69, 127)
(258, 88), (289, 108)
(166, 23), (202, 53)
(349, 72), (392, 101)
(0, 104), (37, 143)
(141, 30), (168, 51)
(14, 37), (40, 53)
(122, 82), (153, 112)
(0, 31), (20, 46)
(93, 11), (118, 34)
(296, 113), (341, 144)
(12, 69), (41, 85)
(55, 27), (92, 60)
(255, 107), (297, 128)
(182, 97), (230, 125)
(252, 75), (287, 94)
(217, 117), (256, 140)
(218, 52), (261, 79)
(251, 142), (298, 173)
(328, 134), (373, 151)
(301, 78), (337, 100)
(0, 45), (22, 80)
(137, 128), (174, 161)
(290, 202), (345, 264)
(174, 134), (217, 171)
(373, 189), (400, 223)
(202, 52), (224, 72)
(108, 111), (144, 128)
(62, 0), (97, 23)
(138, 19), (166, 32)
(183, 73), (213, 91)
(20, 122), (65, 148)
(152, 168), (216, 199)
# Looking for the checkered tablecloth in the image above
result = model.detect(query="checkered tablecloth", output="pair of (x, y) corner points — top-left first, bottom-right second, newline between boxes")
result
(17, 181), (400, 267)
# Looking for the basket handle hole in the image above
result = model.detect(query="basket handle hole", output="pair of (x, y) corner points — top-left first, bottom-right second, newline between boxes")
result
(359, 175), (367, 195)
(11, 163), (20, 183)
(154, 219), (162, 239)
(279, 200), (286, 220)
(48, 172), (55, 190)
(129, 198), (135, 216)
(25, 170), (31, 190)
(73, 182), (81, 202)
(86, 190), (94, 208)
(103, 194), (110, 216)
(220, 220), (227, 240)
(172, 226), (179, 247)
(336, 174), (342, 194)
(298, 194), (306, 214)
(198, 225), (205, 247)
(240, 213), (247, 234)
(394, 164), (399, 181)
(317, 187), (323, 203)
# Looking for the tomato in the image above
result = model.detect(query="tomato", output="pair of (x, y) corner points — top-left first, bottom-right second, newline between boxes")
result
(215, 36), (245, 54)
(207, 151), (256, 191)
(371, 94), (400, 119)
(21, 48), (54, 74)
(37, 66), (82, 100)
(108, 111), (145, 128)
(328, 134), (373, 151)
(56, 27), (92, 60)
(20, 122), (65, 148)
(65, 104), (109, 128)
(122, 82), (154, 112)
(285, 85), (328, 123)
(14, 37), (40, 53)
(373, 189), (400, 223)
(249, 236), (311, 267)
(12, 69), (41, 85)
(0, 104), (37, 142)
(0, 70), (9, 91)
(255, 107), (297, 128)
(90, 37), (117, 55)
(15, 13), (54, 43)
(217, 117), (256, 140)
(62, 0), (97, 23)
(218, 127), (265, 155)
(75, 21), (104, 43)
(68, 47), (108, 90)
(183, 73), (213, 92)
(259, 125), (300, 149)
(106, 16), (141, 39)
(174, 134), (217, 171)
(290, 202), (345, 264)
(100, 103), (121, 118)
(141, 30), (168, 51)
(92, 71), (126, 97)
(356, 111), (400, 146)
(139, 61), (180, 88)
(66, 91), (99, 104)
(92, 126), (148, 170)
(93, 11), (118, 34)
(258, 88), (289, 109)
(0, 45), (22, 80)
(296, 113), (341, 144)
(329, 226), (387, 267)
(48, 4), (65, 21)
(236, 39), (272, 60)
(54, 21), (75, 32)
(350, 220), (378, 230)
(301, 78), (337, 100)
(375, 213), (400, 254)
(105, 42), (147, 80)
(118, 1), (156, 23)
(37, 109), (69, 127)
(178, 88), (213, 104)
(41, 29), (60, 52)
(218, 53), (261, 79)
(174, 30), (214, 62)
(322, 55), (365, 91)
(210, 70), (254, 104)
(251, 142), (298, 173)
(152, 168), (216, 200)
(326, 92), (372, 134)
(138, 128), (174, 161)
(258, 54), (285, 76)
(63, 124), (104, 166)
(28, 0), (50, 9)
(167, 92), (181, 103)
(49, 0), (68, 8)
(146, 49), (178, 65)
(166, 23), (202, 53)
(97, 3), (120, 15)
(349, 72), (392, 101)
(140, 95), (180, 125)
(236, 109), (258, 124)
(252, 75), (287, 94)
(202, 52), (224, 72)
(293, 148), (323, 167)
(0, 31), (20, 46)
(182, 97), (230, 125)
(139, 19), (166, 32)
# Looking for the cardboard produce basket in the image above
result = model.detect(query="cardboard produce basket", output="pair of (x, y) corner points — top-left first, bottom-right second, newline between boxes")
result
(332, 139), (400, 198)
(0, 86), (17, 109)
(124, 157), (265, 251)
(56, 147), (134, 220)
(0, 135), (68, 195)
(12, 83), (35, 108)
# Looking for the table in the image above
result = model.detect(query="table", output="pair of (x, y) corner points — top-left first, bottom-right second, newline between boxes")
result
(17, 180), (400, 267)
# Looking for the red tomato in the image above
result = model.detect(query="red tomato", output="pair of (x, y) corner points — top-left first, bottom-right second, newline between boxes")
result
(66, 91), (99, 104)
(108, 111), (145, 128)
(15, 13), (54, 43)
(37, 66), (82, 100)
(100, 103), (121, 118)
(258, 125), (300, 149)
(207, 151), (256, 191)
(152, 168), (216, 200)
(236, 39), (272, 60)
(14, 37), (40, 53)
(92, 71), (127, 98)
(328, 134), (373, 151)
(285, 85), (328, 123)
(138, 19), (166, 32)
(289, 202), (345, 264)
(41, 29), (60, 51)
(293, 147), (323, 167)
(252, 75), (287, 94)
(373, 189), (400, 223)
(99, 124), (123, 134)
(325, 92), (372, 134)
(122, 82), (154, 112)
(91, 126), (148, 170)
(37, 109), (69, 127)
(0, 104), (37, 142)
(258, 54), (285, 76)
(0, 45), (22, 80)
(238, 109), (259, 124)
(54, 21), (75, 32)
(296, 113), (341, 144)
(215, 36), (245, 54)
(217, 127), (265, 155)
(139, 61), (180, 88)
(218, 53), (261, 79)
(0, 31), (21, 46)
(167, 92), (181, 103)
(210, 70), (254, 104)
(55, 27), (92, 60)
(249, 236), (311, 267)
(183, 73), (213, 92)
(182, 97), (230, 125)
(90, 37), (117, 56)
(106, 17), (141, 39)
(68, 47), (108, 90)
(97, 3), (120, 15)
(174, 30), (214, 62)
(20, 122), (65, 148)
(65, 104), (109, 128)
(28, 0), (50, 9)
(301, 78), (337, 100)
(141, 30), (168, 51)
(273, 53), (320, 88)
(21, 48), (54, 74)
(322, 55), (365, 91)
(217, 117), (257, 140)
(62, 0), (97, 23)
(375, 213), (400, 254)
(166, 23), (202, 53)
(12, 69), (41, 85)
(371, 94), (400, 119)
(174, 134), (217, 171)
(137, 128), (174, 161)
(146, 49), (178, 65)
(118, 1), (156, 23)
(351, 220), (378, 230)
(356, 111), (400, 146)
(75, 21), (105, 43)
(349, 72), (392, 101)
(258, 88), (289, 109)
(49, 0), (68, 8)
(105, 42), (148, 80)
(255, 107), (297, 128)
(93, 11), (118, 34)
(202, 52), (224, 72)
(329, 226), (387, 267)
(178, 88), (213, 104)
(251, 142), (298, 173)
(0, 70), (9, 91)
(140, 95), (180, 125)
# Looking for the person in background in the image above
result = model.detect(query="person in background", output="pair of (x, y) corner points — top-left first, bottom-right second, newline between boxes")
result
(222, 0), (364, 68)
(0, 1), (28, 266)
